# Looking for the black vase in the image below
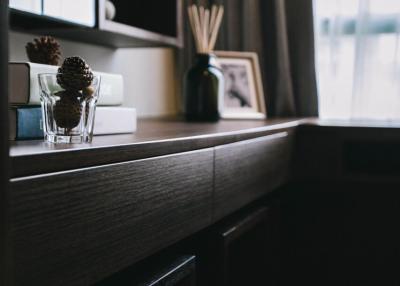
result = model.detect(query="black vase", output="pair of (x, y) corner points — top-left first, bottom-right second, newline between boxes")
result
(184, 53), (224, 122)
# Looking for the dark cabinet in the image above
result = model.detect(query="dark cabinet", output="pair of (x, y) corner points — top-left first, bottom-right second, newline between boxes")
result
(280, 183), (400, 286)
(197, 205), (280, 286)
(6, 118), (296, 286)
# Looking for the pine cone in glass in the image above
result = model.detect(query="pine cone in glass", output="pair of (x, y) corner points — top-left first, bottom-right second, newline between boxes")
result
(57, 56), (94, 90)
(25, 36), (61, 66)
(54, 91), (82, 129)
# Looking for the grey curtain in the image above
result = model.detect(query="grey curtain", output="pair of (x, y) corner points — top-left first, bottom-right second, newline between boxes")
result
(182, 0), (319, 117)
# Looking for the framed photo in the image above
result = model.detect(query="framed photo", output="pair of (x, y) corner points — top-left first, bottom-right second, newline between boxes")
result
(214, 51), (266, 119)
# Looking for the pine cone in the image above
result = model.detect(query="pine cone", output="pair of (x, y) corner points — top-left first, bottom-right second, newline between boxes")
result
(54, 91), (82, 129)
(26, 36), (62, 66)
(57, 56), (94, 90)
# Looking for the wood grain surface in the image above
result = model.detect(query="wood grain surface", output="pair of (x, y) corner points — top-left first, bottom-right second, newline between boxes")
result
(214, 132), (294, 220)
(10, 118), (301, 178)
(10, 149), (213, 286)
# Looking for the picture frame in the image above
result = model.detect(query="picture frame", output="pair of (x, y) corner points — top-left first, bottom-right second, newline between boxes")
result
(214, 51), (266, 119)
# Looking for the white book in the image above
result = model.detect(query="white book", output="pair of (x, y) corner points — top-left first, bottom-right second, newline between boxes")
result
(94, 107), (137, 135)
(9, 62), (124, 106)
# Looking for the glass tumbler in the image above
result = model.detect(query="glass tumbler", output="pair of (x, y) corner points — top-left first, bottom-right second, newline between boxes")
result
(38, 73), (101, 143)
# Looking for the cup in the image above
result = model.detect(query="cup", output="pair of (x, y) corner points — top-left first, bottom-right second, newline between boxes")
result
(38, 73), (101, 143)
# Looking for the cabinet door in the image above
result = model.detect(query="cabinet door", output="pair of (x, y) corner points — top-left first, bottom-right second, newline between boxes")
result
(10, 149), (213, 286)
(198, 206), (280, 286)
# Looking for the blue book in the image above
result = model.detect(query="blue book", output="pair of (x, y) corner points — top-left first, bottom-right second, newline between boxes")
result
(9, 107), (43, 140)
(9, 106), (137, 140)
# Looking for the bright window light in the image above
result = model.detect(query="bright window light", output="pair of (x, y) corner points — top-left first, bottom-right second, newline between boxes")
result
(314, 0), (400, 120)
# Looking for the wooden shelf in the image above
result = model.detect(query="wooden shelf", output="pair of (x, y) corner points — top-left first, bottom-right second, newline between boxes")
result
(10, 118), (301, 178)
(9, 0), (183, 48)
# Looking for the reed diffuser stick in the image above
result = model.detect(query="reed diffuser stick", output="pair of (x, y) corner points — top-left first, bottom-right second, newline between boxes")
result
(209, 5), (218, 37)
(199, 6), (205, 52)
(208, 6), (224, 51)
(187, 7), (200, 52)
(199, 6), (205, 29)
(203, 9), (210, 52)
(191, 5), (203, 52)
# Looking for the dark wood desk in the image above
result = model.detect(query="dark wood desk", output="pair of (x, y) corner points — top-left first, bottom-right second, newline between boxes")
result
(9, 119), (297, 286)
(8, 118), (400, 285)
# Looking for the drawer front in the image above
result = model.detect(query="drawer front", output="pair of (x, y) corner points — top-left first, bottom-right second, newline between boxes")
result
(10, 149), (213, 286)
(214, 132), (292, 220)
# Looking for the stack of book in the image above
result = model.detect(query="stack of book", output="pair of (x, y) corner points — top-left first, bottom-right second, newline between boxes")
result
(9, 62), (136, 140)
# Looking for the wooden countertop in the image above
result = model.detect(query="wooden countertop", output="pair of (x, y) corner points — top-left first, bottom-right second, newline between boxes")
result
(10, 118), (301, 178)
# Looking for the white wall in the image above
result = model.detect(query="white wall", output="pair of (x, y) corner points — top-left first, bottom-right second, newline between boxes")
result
(9, 31), (178, 117)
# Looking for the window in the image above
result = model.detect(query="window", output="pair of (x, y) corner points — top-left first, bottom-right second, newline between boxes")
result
(314, 0), (400, 120)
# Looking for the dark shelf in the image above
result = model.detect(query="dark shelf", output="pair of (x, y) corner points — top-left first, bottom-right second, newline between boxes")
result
(10, 8), (90, 30)
(9, 118), (300, 178)
(9, 0), (183, 48)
